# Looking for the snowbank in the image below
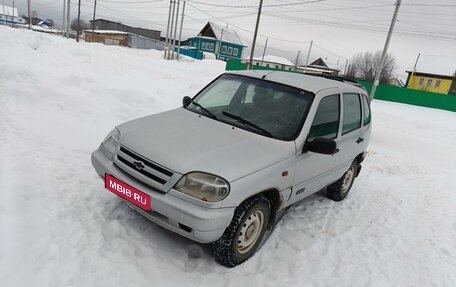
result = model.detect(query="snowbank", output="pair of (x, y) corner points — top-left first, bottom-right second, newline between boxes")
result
(1, 26), (455, 287)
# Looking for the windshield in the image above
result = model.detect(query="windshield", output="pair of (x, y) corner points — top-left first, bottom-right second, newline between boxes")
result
(186, 74), (314, 141)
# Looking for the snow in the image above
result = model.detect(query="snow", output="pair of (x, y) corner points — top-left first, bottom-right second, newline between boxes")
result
(1, 25), (456, 286)
(253, 55), (295, 66)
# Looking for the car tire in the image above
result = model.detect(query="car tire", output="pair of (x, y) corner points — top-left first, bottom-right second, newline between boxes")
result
(212, 194), (271, 267)
(327, 161), (358, 201)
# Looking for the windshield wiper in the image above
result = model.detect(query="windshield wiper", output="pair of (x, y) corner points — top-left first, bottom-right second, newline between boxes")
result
(190, 101), (218, 120)
(222, 111), (272, 137)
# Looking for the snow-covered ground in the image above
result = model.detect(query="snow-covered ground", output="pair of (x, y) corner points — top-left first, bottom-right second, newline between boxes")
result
(1, 26), (455, 287)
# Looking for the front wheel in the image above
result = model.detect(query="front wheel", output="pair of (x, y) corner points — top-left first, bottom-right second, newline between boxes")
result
(327, 161), (358, 201)
(212, 194), (271, 267)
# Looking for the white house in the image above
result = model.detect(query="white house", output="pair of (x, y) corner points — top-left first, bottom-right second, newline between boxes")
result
(0, 6), (26, 25)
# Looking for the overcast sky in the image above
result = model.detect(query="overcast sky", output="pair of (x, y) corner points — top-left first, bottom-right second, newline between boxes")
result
(10, 0), (456, 80)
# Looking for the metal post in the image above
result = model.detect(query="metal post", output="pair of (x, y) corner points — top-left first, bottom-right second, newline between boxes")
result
(76, 0), (81, 42)
(66, 0), (70, 38)
(168, 0), (176, 59)
(2, 1), (5, 25)
(248, 0), (263, 70)
(295, 50), (300, 68)
(164, 0), (173, 59)
(304, 40), (313, 72)
(176, 0), (186, 60)
(91, 0), (97, 41)
(343, 59), (348, 75)
(369, 0), (402, 100)
(62, 0), (65, 35)
(171, 0), (180, 59)
(261, 38), (268, 64)
(27, 0), (31, 29)
(409, 53), (420, 88)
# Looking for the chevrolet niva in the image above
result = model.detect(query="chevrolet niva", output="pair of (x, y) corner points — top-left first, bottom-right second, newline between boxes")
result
(91, 70), (371, 267)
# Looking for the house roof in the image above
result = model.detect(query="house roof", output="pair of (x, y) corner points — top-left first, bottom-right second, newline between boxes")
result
(309, 58), (328, 68)
(252, 55), (295, 66)
(197, 22), (244, 46)
(405, 71), (454, 80)
(0, 6), (18, 17)
(83, 30), (130, 35)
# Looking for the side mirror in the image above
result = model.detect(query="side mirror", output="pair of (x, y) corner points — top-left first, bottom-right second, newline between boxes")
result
(304, 137), (337, 155)
(182, 96), (192, 107)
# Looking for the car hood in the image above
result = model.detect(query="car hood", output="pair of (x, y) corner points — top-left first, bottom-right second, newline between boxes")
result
(116, 108), (296, 182)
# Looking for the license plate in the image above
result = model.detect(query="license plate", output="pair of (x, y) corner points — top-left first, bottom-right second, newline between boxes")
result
(105, 174), (151, 211)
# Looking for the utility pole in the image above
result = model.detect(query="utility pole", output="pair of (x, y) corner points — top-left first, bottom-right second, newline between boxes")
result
(171, 0), (180, 59)
(248, 0), (263, 70)
(168, 0), (176, 59)
(164, 0), (173, 59)
(62, 0), (65, 35)
(11, 0), (14, 27)
(295, 50), (300, 68)
(217, 28), (224, 59)
(177, 0), (185, 60)
(369, 0), (402, 100)
(76, 0), (81, 42)
(343, 59), (348, 75)
(409, 53), (420, 88)
(304, 40), (313, 72)
(261, 38), (268, 64)
(91, 0), (97, 41)
(27, 0), (31, 29)
(65, 0), (70, 38)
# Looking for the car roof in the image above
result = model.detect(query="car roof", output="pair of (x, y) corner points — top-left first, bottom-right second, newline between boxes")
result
(225, 70), (366, 94)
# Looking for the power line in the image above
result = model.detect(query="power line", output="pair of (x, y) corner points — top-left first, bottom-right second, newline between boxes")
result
(186, 0), (325, 9)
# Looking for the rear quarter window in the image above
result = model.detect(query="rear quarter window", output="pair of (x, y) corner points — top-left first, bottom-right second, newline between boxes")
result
(342, 93), (362, 135)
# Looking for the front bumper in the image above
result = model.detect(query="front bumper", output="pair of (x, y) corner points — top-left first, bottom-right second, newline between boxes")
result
(91, 146), (235, 243)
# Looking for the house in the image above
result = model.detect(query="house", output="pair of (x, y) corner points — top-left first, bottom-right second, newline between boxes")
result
(405, 71), (455, 95)
(84, 30), (165, 51)
(0, 6), (26, 25)
(184, 22), (245, 62)
(89, 19), (161, 40)
(298, 58), (340, 76)
(244, 55), (296, 71)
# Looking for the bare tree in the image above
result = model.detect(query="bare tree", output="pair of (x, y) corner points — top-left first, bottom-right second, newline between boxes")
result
(71, 18), (87, 32)
(348, 51), (396, 83)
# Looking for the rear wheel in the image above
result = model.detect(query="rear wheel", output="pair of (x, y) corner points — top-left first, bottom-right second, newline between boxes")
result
(212, 194), (271, 267)
(327, 161), (358, 201)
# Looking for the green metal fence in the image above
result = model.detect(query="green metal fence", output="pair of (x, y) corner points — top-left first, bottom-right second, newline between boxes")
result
(225, 61), (456, 113)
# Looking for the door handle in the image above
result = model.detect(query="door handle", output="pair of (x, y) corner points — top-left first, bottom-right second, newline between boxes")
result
(356, 137), (364, 144)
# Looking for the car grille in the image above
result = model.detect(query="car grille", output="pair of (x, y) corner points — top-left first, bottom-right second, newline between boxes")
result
(114, 146), (175, 192)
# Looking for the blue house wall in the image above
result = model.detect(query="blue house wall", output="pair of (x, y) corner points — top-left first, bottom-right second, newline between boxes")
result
(187, 37), (244, 62)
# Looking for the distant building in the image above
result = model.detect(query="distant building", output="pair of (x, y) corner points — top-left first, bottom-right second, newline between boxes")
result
(89, 19), (161, 40)
(0, 6), (26, 25)
(298, 58), (340, 76)
(405, 71), (456, 95)
(183, 22), (246, 62)
(244, 55), (296, 71)
(84, 30), (165, 51)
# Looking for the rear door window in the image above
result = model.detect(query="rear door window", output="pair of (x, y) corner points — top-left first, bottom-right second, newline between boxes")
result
(342, 93), (362, 135)
(362, 95), (371, 125)
(309, 94), (340, 139)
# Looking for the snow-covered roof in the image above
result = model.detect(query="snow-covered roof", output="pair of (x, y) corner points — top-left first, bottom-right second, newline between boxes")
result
(0, 6), (18, 17)
(83, 30), (130, 35)
(198, 22), (244, 46)
(253, 55), (295, 66)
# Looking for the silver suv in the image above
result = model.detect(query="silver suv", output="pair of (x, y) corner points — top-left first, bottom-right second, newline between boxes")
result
(91, 70), (371, 267)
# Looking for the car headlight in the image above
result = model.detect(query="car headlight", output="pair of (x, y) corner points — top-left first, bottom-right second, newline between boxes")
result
(174, 172), (230, 202)
(102, 128), (121, 154)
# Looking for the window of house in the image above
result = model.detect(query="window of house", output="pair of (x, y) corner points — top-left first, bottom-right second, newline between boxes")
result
(309, 95), (340, 139)
(105, 39), (120, 46)
(362, 95), (371, 126)
(418, 78), (424, 86)
(210, 43), (215, 51)
(222, 46), (227, 53)
(233, 48), (238, 56)
(435, 80), (441, 88)
(202, 42), (206, 49)
(342, 93), (362, 135)
(228, 47), (233, 55)
(275, 65), (279, 69)
(266, 64), (270, 68)
(426, 79), (432, 87)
